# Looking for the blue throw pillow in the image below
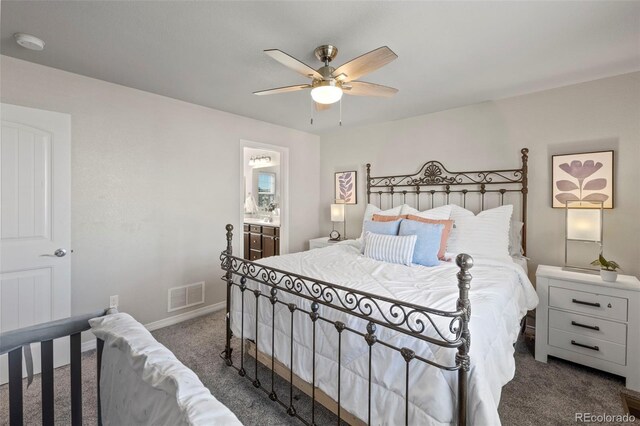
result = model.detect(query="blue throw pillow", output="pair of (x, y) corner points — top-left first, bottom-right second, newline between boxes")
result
(398, 219), (443, 267)
(363, 219), (402, 236)
(361, 219), (402, 252)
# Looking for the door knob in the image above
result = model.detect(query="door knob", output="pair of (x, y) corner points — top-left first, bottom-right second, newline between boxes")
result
(41, 249), (67, 258)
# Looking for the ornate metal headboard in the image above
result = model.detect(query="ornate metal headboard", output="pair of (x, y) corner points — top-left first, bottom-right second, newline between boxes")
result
(366, 148), (529, 255)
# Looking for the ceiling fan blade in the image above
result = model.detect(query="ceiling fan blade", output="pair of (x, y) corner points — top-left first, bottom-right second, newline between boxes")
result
(343, 81), (398, 97)
(264, 49), (323, 80)
(253, 84), (311, 96)
(315, 102), (331, 111)
(332, 46), (397, 81)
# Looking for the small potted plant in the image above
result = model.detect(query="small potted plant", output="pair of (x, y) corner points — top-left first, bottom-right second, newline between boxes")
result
(590, 254), (621, 282)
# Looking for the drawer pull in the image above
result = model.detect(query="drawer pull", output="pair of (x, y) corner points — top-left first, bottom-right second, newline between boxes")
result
(571, 321), (600, 331)
(571, 340), (599, 351)
(572, 298), (601, 308)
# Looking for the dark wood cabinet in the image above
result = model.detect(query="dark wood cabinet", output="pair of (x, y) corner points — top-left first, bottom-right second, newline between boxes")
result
(243, 224), (279, 261)
(250, 233), (262, 249)
(249, 249), (262, 261)
(243, 224), (250, 259)
(262, 235), (277, 258)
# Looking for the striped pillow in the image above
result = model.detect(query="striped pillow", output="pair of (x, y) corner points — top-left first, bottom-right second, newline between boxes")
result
(364, 232), (417, 266)
(447, 204), (513, 259)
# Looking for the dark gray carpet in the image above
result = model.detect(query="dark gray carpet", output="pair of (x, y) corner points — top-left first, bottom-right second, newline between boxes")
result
(2, 310), (638, 425)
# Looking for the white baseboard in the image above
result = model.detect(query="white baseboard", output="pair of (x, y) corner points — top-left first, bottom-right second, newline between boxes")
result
(81, 301), (225, 353)
(81, 338), (97, 353)
(145, 302), (225, 331)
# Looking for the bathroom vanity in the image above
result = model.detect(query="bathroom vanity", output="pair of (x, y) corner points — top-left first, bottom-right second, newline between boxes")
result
(243, 220), (280, 261)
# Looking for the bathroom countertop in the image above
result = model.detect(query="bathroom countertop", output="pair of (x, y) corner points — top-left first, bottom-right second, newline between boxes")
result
(244, 217), (280, 227)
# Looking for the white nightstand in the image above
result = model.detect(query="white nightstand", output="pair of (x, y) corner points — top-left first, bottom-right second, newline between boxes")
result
(535, 265), (640, 391)
(309, 237), (348, 250)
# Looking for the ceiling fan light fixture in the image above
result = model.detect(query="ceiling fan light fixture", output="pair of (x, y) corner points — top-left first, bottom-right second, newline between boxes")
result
(257, 45), (398, 123)
(311, 80), (343, 105)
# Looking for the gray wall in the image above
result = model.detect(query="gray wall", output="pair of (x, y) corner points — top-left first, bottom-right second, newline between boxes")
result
(320, 72), (640, 278)
(1, 56), (321, 327)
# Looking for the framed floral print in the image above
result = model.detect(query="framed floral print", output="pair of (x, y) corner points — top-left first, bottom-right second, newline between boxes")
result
(552, 150), (614, 208)
(334, 171), (357, 204)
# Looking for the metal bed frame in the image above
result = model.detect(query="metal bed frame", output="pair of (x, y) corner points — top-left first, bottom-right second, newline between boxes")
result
(220, 148), (529, 426)
(366, 148), (529, 255)
(1, 309), (114, 426)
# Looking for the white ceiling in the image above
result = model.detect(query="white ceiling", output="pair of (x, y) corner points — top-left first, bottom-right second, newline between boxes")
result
(2, 1), (639, 134)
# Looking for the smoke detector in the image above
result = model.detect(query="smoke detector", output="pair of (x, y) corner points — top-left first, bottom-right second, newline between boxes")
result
(14, 33), (45, 51)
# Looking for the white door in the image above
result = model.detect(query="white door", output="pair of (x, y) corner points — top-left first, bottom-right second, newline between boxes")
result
(0, 103), (71, 384)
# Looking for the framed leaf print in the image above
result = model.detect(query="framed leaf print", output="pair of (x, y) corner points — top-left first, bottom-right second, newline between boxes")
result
(335, 171), (357, 204)
(552, 150), (614, 208)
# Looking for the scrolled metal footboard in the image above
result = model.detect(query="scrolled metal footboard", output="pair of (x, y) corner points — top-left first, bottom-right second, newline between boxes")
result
(220, 224), (472, 426)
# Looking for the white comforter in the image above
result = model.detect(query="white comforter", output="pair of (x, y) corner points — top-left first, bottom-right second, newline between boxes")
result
(230, 242), (538, 425)
(90, 313), (242, 426)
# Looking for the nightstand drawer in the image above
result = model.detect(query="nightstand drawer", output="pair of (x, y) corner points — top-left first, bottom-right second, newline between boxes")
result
(549, 328), (626, 365)
(549, 285), (628, 321)
(549, 309), (626, 345)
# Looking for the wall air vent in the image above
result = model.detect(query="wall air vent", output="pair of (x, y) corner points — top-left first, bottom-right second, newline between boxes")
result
(168, 281), (205, 312)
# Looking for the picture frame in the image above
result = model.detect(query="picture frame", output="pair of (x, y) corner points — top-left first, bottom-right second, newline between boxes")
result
(551, 150), (614, 209)
(334, 171), (357, 205)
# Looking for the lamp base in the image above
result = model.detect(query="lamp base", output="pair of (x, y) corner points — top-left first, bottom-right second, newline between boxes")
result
(562, 266), (599, 275)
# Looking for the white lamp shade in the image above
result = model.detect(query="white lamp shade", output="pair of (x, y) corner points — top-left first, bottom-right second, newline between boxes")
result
(311, 85), (343, 105)
(330, 203), (345, 222)
(567, 209), (601, 241)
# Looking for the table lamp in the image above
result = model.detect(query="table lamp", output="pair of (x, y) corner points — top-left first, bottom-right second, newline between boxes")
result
(330, 203), (345, 241)
(564, 200), (603, 272)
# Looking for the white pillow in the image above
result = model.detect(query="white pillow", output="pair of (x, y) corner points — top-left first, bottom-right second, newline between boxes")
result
(359, 204), (403, 240)
(363, 203), (403, 221)
(509, 220), (524, 256)
(401, 204), (452, 220)
(364, 231), (417, 266)
(448, 204), (473, 222)
(446, 205), (513, 259)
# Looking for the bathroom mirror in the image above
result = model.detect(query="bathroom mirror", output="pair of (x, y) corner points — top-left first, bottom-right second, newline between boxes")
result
(256, 172), (276, 209)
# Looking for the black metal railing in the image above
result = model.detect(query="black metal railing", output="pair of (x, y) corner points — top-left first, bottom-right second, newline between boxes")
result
(0, 309), (111, 426)
(220, 224), (473, 425)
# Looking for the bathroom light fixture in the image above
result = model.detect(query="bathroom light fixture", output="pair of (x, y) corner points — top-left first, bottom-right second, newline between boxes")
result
(14, 33), (45, 51)
(248, 155), (272, 167)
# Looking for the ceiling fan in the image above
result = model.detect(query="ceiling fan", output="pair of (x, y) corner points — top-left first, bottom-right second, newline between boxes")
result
(254, 45), (398, 111)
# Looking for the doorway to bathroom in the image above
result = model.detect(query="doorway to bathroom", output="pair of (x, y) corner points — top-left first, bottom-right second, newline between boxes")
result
(240, 140), (289, 259)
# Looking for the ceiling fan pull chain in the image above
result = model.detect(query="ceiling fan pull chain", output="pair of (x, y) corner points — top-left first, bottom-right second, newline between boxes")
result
(310, 98), (314, 125)
(339, 98), (342, 126)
